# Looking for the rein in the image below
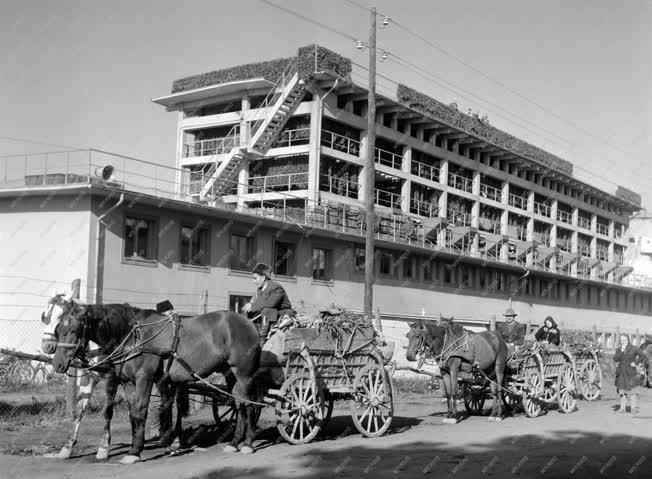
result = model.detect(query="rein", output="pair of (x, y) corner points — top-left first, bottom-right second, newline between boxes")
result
(413, 326), (470, 367)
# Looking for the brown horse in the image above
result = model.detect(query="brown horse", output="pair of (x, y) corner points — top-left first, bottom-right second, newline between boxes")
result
(52, 304), (261, 464)
(406, 320), (508, 423)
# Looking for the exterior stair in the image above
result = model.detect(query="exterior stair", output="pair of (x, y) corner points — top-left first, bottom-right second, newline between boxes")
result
(197, 65), (306, 202)
(249, 72), (307, 155)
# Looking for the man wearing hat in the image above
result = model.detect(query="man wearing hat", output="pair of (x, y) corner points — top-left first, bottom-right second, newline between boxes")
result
(497, 308), (527, 349)
(242, 263), (294, 344)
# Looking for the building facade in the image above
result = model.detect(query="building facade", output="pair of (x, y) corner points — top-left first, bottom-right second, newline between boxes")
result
(1, 45), (651, 352)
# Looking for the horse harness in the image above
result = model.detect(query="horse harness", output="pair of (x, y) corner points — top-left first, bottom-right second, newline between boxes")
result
(414, 325), (471, 369)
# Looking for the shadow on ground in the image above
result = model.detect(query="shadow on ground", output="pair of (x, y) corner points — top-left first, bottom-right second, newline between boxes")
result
(190, 430), (650, 479)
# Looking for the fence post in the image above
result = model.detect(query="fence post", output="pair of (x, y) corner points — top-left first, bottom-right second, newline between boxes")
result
(374, 307), (383, 333)
(635, 328), (640, 346)
(526, 318), (531, 336)
(591, 324), (597, 344)
(65, 278), (81, 418)
(615, 326), (620, 349)
(202, 290), (208, 314)
(490, 314), (496, 332)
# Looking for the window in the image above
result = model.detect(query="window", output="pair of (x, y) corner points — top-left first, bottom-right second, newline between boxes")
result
(312, 248), (332, 281)
(404, 255), (415, 279)
(274, 241), (295, 276)
(444, 264), (453, 284)
(180, 223), (210, 267)
(423, 258), (433, 282)
(229, 294), (252, 313)
(124, 216), (157, 260)
(379, 250), (394, 276)
(354, 247), (365, 271)
(230, 234), (253, 271)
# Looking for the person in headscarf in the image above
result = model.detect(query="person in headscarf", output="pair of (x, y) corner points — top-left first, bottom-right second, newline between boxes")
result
(614, 334), (645, 414)
(535, 316), (561, 346)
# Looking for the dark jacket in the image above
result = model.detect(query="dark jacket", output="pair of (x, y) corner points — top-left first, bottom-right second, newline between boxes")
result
(535, 319), (561, 346)
(497, 320), (527, 346)
(614, 344), (645, 391)
(249, 280), (292, 315)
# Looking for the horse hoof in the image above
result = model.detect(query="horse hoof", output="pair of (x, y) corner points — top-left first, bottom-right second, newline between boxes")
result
(223, 445), (239, 453)
(239, 445), (254, 454)
(44, 447), (72, 459)
(494, 416), (503, 422)
(166, 438), (181, 453)
(96, 447), (110, 461)
(119, 455), (141, 465)
(487, 416), (495, 422)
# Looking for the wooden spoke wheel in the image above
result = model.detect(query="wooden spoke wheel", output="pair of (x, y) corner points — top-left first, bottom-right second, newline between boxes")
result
(522, 369), (543, 418)
(212, 396), (262, 436)
(501, 384), (521, 412)
(462, 383), (486, 415)
(543, 381), (557, 403)
(351, 363), (394, 438)
(557, 364), (578, 413)
(275, 373), (325, 445)
(579, 358), (602, 401)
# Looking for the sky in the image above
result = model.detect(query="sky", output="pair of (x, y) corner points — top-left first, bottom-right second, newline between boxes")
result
(1, 0), (650, 209)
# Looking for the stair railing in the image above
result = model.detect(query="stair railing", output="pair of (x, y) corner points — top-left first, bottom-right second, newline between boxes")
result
(198, 123), (240, 196)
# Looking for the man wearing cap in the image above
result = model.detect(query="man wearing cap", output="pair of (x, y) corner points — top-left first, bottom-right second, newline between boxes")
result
(497, 308), (527, 349)
(242, 263), (294, 344)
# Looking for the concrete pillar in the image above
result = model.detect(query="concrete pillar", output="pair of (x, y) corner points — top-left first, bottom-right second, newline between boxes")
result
(236, 166), (249, 209)
(416, 126), (425, 142)
(240, 95), (251, 147)
(550, 199), (558, 222)
(549, 224), (558, 272)
(527, 190), (535, 215)
(590, 213), (597, 234)
(438, 157), (449, 188)
(500, 207), (509, 261)
(390, 115), (398, 130)
(307, 96), (323, 204)
(501, 181), (509, 205)
(571, 206), (579, 228)
(571, 230), (579, 277)
(472, 170), (481, 196)
(175, 111), (185, 199)
(526, 215), (535, 266)
(590, 236), (598, 279)
(608, 219), (615, 239)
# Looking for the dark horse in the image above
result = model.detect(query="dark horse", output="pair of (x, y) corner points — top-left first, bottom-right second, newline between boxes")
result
(53, 304), (261, 464)
(406, 320), (508, 423)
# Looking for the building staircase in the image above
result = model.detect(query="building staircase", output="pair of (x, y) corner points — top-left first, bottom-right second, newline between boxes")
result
(197, 63), (307, 202)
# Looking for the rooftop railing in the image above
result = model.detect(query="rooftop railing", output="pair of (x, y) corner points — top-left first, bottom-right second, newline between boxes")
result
(448, 173), (473, 193)
(480, 184), (501, 202)
(320, 130), (361, 156)
(3, 148), (651, 291)
(411, 160), (440, 182)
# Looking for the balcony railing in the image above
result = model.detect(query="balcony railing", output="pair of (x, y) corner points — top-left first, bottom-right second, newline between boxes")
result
(319, 174), (360, 199)
(478, 217), (501, 234)
(597, 223), (609, 236)
(448, 173), (473, 193)
(557, 210), (572, 224)
(480, 184), (501, 202)
(375, 189), (402, 209)
(516, 227), (527, 241)
(248, 172), (309, 193)
(578, 245), (591, 258)
(509, 193), (527, 210)
(411, 160), (440, 182)
(449, 210), (471, 226)
(320, 130), (361, 156)
(533, 232), (551, 246)
(410, 198), (439, 218)
(272, 128), (310, 148)
(8, 148), (652, 291)
(578, 217), (591, 230)
(184, 135), (240, 158)
(597, 248), (609, 261)
(534, 202), (551, 217)
(375, 147), (402, 170)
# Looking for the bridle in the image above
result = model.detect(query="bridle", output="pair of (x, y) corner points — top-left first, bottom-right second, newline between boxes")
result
(410, 322), (469, 368)
(56, 306), (92, 365)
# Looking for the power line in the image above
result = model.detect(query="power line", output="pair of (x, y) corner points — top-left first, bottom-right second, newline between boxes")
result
(0, 135), (84, 151)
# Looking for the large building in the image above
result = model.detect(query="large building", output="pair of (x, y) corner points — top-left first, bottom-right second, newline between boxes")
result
(1, 45), (651, 353)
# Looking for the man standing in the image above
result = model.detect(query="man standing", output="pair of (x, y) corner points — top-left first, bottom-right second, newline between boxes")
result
(242, 263), (293, 344)
(497, 308), (527, 347)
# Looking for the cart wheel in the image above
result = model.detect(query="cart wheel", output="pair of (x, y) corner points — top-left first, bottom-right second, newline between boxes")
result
(351, 363), (393, 437)
(275, 373), (325, 445)
(543, 381), (557, 403)
(579, 359), (602, 401)
(10, 362), (34, 384)
(462, 383), (486, 415)
(557, 364), (577, 413)
(212, 397), (262, 436)
(522, 369), (543, 418)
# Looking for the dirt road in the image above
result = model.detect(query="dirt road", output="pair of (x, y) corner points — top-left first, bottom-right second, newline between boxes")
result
(1, 386), (650, 479)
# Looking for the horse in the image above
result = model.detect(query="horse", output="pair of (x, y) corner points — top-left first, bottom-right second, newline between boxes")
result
(41, 291), (135, 460)
(52, 303), (261, 464)
(406, 320), (508, 423)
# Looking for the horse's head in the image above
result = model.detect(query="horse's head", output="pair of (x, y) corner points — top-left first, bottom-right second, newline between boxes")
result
(406, 322), (427, 362)
(52, 302), (89, 374)
(41, 289), (78, 354)
(406, 321), (452, 362)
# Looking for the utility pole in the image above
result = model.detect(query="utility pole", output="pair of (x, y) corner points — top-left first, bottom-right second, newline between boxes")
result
(364, 7), (377, 327)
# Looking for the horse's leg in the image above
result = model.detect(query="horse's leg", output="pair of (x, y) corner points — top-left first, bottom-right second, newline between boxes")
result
(225, 372), (256, 454)
(440, 372), (452, 423)
(96, 372), (119, 460)
(156, 377), (175, 447)
(171, 383), (189, 450)
(120, 375), (154, 465)
(448, 359), (460, 424)
(494, 351), (506, 421)
(46, 372), (98, 459)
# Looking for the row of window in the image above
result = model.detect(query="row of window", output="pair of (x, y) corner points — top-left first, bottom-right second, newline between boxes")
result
(123, 215), (651, 314)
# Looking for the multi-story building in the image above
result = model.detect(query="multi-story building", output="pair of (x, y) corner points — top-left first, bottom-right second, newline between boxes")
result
(1, 44), (650, 352)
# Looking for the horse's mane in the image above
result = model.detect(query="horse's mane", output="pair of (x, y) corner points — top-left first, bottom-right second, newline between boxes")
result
(81, 303), (156, 339)
(423, 320), (465, 338)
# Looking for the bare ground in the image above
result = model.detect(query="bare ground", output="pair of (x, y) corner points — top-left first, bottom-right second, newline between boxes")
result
(0, 383), (651, 479)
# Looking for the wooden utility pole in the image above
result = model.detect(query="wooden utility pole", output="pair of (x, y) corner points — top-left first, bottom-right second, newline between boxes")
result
(364, 7), (377, 326)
